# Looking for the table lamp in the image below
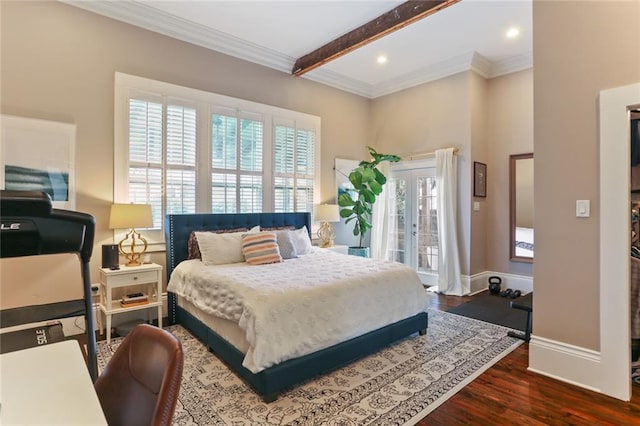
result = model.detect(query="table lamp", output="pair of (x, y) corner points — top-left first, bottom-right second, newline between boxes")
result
(314, 204), (340, 248)
(109, 203), (153, 266)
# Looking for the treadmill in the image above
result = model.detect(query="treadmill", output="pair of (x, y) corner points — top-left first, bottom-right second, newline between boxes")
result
(0, 190), (98, 381)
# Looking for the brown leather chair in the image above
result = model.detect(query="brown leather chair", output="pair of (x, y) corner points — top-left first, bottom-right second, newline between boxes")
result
(95, 324), (184, 426)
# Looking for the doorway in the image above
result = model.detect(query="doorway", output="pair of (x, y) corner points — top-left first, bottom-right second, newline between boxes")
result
(599, 82), (640, 401)
(387, 159), (438, 285)
(629, 108), (640, 384)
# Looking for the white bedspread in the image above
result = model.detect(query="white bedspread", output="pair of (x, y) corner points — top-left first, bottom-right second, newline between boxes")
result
(168, 248), (429, 373)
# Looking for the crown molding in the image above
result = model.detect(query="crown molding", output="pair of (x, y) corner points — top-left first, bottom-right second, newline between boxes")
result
(488, 52), (534, 78)
(62, 1), (533, 99)
(372, 52), (478, 98)
(61, 0), (294, 73)
(303, 68), (374, 98)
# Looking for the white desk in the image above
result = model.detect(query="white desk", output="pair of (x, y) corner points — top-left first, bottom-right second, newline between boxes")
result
(0, 340), (107, 425)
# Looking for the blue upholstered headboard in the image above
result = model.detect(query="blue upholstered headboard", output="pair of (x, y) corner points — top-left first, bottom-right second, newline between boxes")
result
(164, 212), (311, 281)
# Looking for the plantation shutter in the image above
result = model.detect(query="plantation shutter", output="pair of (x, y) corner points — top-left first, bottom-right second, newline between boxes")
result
(165, 104), (197, 219)
(212, 109), (264, 213)
(273, 122), (315, 213)
(116, 73), (320, 236)
(128, 99), (197, 228)
(128, 99), (163, 227)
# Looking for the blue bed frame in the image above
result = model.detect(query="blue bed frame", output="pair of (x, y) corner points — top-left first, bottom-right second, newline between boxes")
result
(165, 212), (428, 402)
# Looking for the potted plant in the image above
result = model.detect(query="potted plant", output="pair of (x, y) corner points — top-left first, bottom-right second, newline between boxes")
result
(338, 146), (400, 257)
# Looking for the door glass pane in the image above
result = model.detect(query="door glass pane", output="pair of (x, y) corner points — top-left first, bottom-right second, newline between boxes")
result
(387, 176), (406, 263)
(416, 176), (438, 273)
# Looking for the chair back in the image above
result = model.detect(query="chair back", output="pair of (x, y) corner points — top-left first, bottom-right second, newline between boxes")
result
(95, 324), (183, 426)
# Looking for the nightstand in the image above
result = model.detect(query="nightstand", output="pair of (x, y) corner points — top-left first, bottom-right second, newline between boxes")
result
(322, 244), (349, 255)
(98, 263), (163, 343)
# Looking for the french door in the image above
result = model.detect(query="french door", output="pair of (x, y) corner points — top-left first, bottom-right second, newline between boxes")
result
(387, 161), (439, 285)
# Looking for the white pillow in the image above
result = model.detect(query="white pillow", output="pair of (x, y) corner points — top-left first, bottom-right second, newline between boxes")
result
(289, 226), (312, 256)
(275, 230), (297, 259)
(196, 226), (260, 265)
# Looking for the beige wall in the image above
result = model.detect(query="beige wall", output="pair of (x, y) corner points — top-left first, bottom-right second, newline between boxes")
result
(370, 72), (473, 275)
(534, 1), (640, 349)
(0, 1), (370, 308)
(0, 0), (537, 310)
(370, 70), (533, 278)
(470, 72), (489, 274)
(486, 69), (534, 276)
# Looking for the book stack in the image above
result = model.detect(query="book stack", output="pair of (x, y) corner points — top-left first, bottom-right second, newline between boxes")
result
(120, 292), (149, 308)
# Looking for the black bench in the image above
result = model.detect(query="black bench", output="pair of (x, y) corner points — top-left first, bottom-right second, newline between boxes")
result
(507, 292), (532, 342)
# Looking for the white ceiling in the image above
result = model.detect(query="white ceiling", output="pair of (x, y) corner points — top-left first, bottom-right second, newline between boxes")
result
(64, 0), (533, 98)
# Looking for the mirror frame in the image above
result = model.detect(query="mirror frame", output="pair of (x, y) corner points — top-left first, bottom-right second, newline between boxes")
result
(509, 153), (534, 263)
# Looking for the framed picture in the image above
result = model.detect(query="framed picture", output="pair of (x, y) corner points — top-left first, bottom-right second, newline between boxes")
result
(1, 115), (76, 209)
(474, 161), (487, 198)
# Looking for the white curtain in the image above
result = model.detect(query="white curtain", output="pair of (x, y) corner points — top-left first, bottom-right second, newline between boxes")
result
(371, 161), (390, 260)
(435, 148), (465, 295)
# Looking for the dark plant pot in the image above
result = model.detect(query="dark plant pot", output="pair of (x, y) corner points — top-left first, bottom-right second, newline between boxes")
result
(348, 247), (370, 258)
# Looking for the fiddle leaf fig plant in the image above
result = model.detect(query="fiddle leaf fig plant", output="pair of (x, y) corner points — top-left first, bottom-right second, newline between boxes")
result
(338, 146), (400, 248)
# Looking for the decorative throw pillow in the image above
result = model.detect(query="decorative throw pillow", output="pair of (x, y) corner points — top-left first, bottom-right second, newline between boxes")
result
(289, 226), (312, 256)
(187, 228), (246, 260)
(274, 230), (297, 259)
(241, 232), (282, 265)
(195, 226), (260, 265)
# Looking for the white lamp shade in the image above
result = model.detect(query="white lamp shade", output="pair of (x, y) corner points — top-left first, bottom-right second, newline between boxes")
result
(109, 204), (153, 229)
(314, 204), (340, 222)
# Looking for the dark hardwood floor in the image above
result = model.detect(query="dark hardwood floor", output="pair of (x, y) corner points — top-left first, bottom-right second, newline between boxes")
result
(421, 291), (640, 425)
(85, 291), (640, 424)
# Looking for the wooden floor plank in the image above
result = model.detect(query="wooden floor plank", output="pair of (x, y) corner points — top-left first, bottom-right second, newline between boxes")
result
(419, 291), (640, 424)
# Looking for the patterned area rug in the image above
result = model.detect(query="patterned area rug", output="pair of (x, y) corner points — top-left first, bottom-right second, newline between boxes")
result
(96, 310), (522, 425)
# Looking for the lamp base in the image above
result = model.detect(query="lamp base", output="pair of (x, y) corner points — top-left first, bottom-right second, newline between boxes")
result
(317, 222), (335, 248)
(124, 256), (143, 267)
(118, 228), (148, 267)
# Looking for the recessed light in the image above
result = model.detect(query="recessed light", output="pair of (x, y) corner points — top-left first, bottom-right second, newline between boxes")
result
(377, 55), (388, 64)
(506, 27), (520, 39)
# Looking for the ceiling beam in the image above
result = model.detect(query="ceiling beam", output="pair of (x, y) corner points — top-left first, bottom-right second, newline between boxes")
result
(292, 0), (461, 77)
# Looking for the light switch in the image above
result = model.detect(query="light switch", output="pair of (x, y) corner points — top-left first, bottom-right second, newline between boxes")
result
(576, 200), (590, 217)
(473, 201), (480, 211)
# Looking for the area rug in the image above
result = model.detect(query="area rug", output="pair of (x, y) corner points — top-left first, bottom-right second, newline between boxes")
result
(447, 292), (529, 331)
(96, 310), (522, 425)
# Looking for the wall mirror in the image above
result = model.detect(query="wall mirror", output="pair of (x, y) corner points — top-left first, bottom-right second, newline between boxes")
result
(510, 153), (534, 262)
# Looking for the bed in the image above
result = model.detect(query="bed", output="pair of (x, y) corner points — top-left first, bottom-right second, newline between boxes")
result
(165, 212), (429, 402)
(515, 226), (534, 258)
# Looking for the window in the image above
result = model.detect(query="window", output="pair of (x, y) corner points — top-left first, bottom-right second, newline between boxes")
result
(114, 73), (320, 245)
(273, 122), (316, 213)
(211, 109), (264, 213)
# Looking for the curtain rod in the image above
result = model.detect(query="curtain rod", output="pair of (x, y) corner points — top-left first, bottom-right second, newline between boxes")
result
(401, 147), (459, 161)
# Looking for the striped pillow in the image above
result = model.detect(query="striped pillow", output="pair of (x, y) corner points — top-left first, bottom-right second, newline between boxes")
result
(241, 232), (282, 265)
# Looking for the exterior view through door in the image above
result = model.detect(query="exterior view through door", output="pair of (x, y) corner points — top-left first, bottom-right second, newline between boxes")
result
(387, 160), (439, 285)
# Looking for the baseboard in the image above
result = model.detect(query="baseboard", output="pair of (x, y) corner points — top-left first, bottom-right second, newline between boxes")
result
(465, 271), (533, 295)
(60, 293), (169, 336)
(528, 334), (602, 393)
(466, 273), (487, 295)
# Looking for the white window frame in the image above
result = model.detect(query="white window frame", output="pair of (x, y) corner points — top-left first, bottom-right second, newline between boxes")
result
(114, 73), (321, 248)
